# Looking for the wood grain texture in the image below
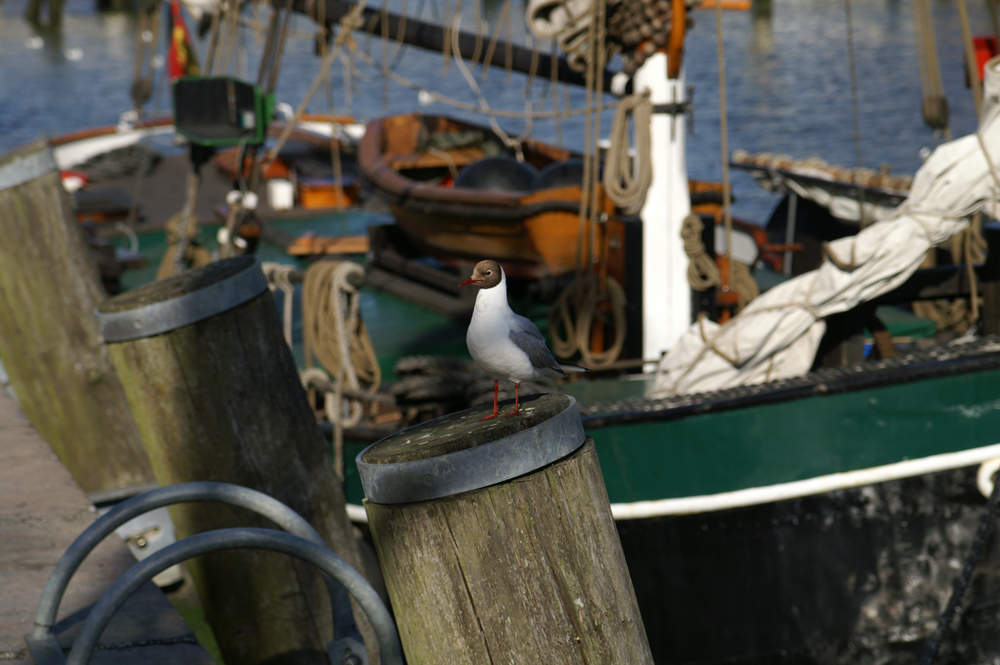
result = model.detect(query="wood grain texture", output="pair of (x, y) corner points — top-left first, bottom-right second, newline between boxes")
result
(107, 288), (377, 665)
(366, 438), (653, 665)
(0, 143), (153, 493)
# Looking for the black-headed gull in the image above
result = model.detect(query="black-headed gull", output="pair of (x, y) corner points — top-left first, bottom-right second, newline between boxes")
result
(460, 259), (572, 420)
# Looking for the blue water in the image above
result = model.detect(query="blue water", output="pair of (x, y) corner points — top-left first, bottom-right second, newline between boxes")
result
(0, 0), (990, 223)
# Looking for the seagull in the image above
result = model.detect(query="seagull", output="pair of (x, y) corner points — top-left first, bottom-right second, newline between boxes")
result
(460, 259), (577, 420)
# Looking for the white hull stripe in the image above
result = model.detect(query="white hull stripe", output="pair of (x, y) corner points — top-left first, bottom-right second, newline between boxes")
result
(610, 442), (1000, 520)
(345, 442), (1000, 524)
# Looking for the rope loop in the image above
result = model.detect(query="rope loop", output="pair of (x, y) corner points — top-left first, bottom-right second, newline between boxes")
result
(548, 271), (627, 367)
(681, 214), (759, 308)
(261, 262), (296, 346)
(603, 90), (653, 213)
(681, 214), (721, 291)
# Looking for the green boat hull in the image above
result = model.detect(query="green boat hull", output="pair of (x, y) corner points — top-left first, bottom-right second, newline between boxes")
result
(344, 349), (1000, 509)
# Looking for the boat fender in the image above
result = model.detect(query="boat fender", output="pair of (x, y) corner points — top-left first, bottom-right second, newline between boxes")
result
(453, 156), (539, 192)
(534, 159), (587, 189)
(226, 189), (259, 210)
(216, 226), (248, 250)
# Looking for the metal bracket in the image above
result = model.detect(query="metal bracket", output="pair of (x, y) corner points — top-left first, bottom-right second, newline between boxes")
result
(655, 85), (695, 137)
(23, 633), (64, 665)
(652, 100), (692, 116)
(109, 507), (182, 587)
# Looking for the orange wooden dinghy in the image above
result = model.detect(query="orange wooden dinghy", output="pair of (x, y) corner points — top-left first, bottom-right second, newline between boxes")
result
(359, 113), (620, 280)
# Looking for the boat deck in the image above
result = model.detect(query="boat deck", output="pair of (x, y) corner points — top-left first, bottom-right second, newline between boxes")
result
(0, 387), (213, 665)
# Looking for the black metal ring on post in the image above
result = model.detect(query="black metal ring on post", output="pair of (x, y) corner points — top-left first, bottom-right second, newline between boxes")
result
(96, 256), (268, 342)
(63, 528), (404, 665)
(357, 395), (585, 504)
(29, 482), (361, 652)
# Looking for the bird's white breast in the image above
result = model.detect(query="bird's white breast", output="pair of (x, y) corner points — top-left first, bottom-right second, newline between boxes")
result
(467, 286), (535, 383)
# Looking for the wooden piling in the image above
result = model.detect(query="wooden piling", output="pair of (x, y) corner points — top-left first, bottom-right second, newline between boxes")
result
(359, 393), (653, 664)
(96, 257), (377, 665)
(0, 142), (154, 494)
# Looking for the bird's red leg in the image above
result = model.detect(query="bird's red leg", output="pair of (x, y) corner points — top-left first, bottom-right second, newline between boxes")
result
(505, 382), (521, 418)
(479, 380), (499, 421)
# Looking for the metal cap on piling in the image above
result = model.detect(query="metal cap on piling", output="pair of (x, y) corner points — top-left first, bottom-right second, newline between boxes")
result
(96, 256), (268, 342)
(356, 393), (585, 504)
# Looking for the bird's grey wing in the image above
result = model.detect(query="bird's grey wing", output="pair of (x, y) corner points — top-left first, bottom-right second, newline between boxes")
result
(509, 314), (565, 375)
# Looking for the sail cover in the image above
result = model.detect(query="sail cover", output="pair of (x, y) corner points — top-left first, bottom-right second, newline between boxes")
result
(652, 55), (1000, 398)
(730, 151), (911, 225)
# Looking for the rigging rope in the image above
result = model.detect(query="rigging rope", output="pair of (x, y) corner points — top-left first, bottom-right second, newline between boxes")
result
(448, 10), (535, 156)
(352, 46), (619, 118)
(156, 169), (211, 279)
(258, 0), (368, 177)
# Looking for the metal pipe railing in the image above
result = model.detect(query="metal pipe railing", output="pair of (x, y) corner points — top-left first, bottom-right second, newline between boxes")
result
(63, 528), (403, 665)
(30, 482), (369, 659)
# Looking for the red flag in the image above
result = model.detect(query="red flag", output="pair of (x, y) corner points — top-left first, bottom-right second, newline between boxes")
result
(167, 0), (199, 81)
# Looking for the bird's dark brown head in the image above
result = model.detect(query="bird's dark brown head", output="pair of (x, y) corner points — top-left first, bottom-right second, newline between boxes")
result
(459, 260), (503, 289)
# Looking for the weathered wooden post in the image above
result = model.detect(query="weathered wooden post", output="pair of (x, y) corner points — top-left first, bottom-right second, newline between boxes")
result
(359, 393), (653, 664)
(0, 142), (154, 494)
(96, 256), (377, 665)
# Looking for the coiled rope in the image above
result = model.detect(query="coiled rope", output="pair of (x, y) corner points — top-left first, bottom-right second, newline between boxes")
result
(299, 260), (381, 476)
(603, 90), (653, 213)
(680, 214), (759, 308)
(549, 271), (627, 367)
(302, 261), (381, 397)
(681, 214), (721, 291)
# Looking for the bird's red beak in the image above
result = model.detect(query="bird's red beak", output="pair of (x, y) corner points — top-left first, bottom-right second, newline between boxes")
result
(459, 278), (476, 287)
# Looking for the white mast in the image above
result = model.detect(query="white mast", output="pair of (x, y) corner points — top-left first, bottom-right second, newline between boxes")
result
(634, 53), (691, 365)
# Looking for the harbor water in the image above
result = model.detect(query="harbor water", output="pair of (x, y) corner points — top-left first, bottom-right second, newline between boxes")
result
(0, 0), (991, 225)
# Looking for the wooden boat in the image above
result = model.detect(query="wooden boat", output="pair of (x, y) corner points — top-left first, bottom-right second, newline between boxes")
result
(358, 112), (609, 279)
(49, 112), (366, 231)
(360, 112), (759, 281)
(40, 112), (371, 290)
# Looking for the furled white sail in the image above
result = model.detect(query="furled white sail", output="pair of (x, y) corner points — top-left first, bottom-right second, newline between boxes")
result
(652, 55), (1000, 398)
